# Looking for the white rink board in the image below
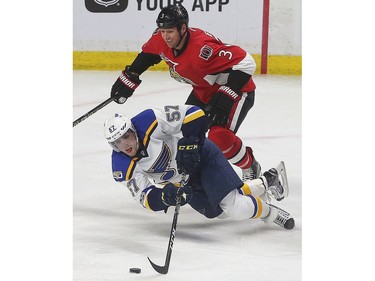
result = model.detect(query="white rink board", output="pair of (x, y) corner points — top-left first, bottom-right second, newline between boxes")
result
(73, 0), (301, 55)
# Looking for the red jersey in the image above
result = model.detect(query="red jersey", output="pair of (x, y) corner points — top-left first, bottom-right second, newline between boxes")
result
(142, 28), (256, 103)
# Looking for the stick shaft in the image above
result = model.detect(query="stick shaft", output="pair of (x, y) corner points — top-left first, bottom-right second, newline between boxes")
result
(147, 174), (186, 274)
(148, 198), (181, 274)
(73, 97), (115, 127)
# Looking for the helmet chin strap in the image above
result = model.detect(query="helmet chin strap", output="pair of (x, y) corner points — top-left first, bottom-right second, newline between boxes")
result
(132, 129), (141, 154)
(174, 28), (187, 51)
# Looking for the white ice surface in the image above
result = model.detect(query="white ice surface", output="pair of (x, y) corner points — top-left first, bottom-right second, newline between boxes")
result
(73, 71), (302, 281)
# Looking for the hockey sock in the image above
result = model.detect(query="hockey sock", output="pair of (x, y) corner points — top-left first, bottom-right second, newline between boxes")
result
(208, 126), (253, 169)
(219, 190), (270, 220)
(237, 179), (266, 197)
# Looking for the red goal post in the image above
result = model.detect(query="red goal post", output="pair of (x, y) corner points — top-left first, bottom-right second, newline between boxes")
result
(261, 0), (270, 74)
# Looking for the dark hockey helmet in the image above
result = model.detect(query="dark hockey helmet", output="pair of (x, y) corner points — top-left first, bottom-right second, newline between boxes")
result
(156, 4), (189, 30)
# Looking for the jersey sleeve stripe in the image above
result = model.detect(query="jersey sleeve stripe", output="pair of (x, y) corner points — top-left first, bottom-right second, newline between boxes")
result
(183, 109), (205, 124)
(142, 187), (153, 210)
(143, 119), (158, 147)
(125, 159), (138, 181)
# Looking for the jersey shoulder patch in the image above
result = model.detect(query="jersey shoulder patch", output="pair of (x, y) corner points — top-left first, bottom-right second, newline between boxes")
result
(199, 45), (214, 60)
(111, 151), (137, 181)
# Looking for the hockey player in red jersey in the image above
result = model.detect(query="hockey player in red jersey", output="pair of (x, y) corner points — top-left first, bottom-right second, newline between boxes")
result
(110, 4), (261, 181)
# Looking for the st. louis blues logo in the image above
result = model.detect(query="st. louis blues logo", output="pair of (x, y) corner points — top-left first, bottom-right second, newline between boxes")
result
(148, 142), (176, 181)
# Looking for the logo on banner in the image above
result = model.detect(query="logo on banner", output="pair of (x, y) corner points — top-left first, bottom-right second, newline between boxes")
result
(85, 0), (128, 13)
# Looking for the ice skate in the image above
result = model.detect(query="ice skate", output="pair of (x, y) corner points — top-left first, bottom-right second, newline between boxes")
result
(262, 203), (295, 230)
(261, 161), (289, 201)
(242, 148), (261, 181)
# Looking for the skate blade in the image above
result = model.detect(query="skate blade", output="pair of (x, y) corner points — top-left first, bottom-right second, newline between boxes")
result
(276, 161), (289, 199)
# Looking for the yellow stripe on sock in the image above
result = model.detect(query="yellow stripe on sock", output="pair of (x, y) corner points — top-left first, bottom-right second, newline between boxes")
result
(241, 183), (252, 195)
(254, 196), (263, 219)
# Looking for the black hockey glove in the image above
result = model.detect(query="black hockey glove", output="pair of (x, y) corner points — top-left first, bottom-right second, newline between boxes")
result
(175, 136), (200, 175)
(111, 66), (142, 104)
(204, 86), (241, 127)
(161, 183), (193, 206)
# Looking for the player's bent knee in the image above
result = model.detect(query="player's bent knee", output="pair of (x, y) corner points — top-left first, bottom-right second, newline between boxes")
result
(208, 126), (236, 151)
(188, 203), (223, 219)
(188, 191), (223, 219)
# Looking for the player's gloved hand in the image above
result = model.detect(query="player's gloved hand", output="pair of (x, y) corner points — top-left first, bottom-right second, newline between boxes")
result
(204, 86), (241, 126)
(175, 136), (200, 175)
(111, 66), (141, 104)
(161, 183), (193, 206)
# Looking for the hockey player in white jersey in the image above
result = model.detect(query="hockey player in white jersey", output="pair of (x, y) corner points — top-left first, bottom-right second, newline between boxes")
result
(104, 105), (294, 229)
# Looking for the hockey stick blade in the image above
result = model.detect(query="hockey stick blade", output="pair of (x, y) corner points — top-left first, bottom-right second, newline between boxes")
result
(147, 196), (182, 274)
(275, 161), (289, 200)
(147, 257), (169, 274)
(147, 174), (187, 274)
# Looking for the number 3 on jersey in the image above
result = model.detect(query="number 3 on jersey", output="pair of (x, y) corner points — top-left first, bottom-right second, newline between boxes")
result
(219, 50), (233, 60)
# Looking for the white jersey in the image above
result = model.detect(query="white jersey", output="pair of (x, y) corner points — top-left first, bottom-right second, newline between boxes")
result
(111, 105), (205, 209)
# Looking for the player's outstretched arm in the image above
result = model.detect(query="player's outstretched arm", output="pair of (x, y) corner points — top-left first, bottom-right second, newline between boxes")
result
(140, 184), (192, 212)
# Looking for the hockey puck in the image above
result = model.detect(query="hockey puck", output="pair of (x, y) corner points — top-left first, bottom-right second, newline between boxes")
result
(129, 268), (141, 274)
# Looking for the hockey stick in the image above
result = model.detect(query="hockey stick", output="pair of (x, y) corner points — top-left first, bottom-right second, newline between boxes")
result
(147, 174), (187, 274)
(147, 196), (181, 274)
(73, 97), (115, 127)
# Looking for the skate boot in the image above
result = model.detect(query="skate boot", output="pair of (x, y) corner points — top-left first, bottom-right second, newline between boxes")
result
(242, 147), (261, 181)
(261, 161), (289, 201)
(262, 203), (295, 230)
